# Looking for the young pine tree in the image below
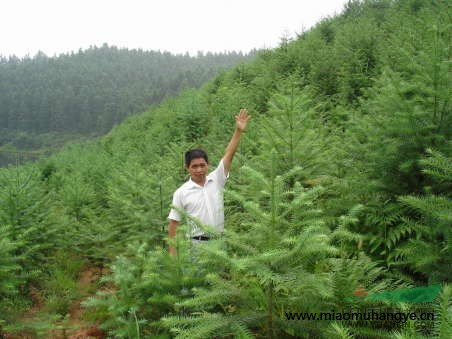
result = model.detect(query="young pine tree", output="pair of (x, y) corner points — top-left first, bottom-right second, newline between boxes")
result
(162, 152), (338, 338)
(390, 148), (451, 283)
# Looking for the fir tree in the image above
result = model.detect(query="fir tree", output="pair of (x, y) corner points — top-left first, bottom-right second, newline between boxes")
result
(391, 149), (452, 283)
(162, 148), (337, 338)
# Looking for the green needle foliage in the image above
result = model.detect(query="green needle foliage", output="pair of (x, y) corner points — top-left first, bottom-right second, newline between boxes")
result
(0, 224), (21, 324)
(84, 232), (210, 338)
(162, 161), (336, 338)
(0, 165), (58, 279)
(162, 156), (404, 338)
(391, 149), (452, 283)
(0, 164), (64, 326)
(1, 1), (451, 337)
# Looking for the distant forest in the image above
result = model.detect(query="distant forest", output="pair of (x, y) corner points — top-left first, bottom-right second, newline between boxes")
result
(0, 45), (254, 166)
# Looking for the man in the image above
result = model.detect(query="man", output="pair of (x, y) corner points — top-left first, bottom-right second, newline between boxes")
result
(168, 108), (250, 255)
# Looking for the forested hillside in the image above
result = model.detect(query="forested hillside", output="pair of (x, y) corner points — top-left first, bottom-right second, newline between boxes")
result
(0, 0), (450, 337)
(0, 45), (254, 166)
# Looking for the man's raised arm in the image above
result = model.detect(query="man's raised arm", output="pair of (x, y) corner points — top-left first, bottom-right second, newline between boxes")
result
(223, 109), (250, 175)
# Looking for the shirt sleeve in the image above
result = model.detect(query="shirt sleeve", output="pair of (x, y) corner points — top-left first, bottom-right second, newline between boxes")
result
(168, 189), (182, 221)
(211, 158), (229, 187)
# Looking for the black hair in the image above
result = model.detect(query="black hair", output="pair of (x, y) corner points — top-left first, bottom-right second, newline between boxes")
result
(185, 149), (208, 167)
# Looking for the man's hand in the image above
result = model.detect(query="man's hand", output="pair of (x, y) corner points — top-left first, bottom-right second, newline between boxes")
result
(235, 108), (250, 132)
(223, 109), (251, 175)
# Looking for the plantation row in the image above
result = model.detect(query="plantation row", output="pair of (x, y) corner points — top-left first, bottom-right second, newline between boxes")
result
(0, 0), (450, 337)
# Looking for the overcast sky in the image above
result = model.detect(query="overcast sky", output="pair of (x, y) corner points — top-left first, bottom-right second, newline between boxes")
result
(1, 0), (348, 58)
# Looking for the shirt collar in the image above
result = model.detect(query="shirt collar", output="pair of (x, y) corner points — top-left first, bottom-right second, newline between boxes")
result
(187, 174), (214, 188)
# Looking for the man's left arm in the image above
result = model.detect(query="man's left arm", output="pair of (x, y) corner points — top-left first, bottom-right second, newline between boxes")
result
(223, 109), (250, 175)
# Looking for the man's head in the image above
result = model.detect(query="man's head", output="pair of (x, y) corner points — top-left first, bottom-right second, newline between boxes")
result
(185, 149), (209, 184)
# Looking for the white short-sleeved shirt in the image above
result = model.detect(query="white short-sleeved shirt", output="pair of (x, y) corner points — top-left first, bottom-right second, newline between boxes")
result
(168, 158), (229, 237)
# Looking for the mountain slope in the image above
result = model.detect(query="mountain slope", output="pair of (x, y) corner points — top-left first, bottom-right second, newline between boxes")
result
(0, 45), (254, 166)
(1, 0), (450, 337)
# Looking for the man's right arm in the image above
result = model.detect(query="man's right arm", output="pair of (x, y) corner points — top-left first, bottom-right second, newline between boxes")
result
(168, 219), (179, 256)
(168, 189), (182, 256)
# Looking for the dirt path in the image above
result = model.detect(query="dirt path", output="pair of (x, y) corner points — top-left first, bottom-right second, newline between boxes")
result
(3, 266), (107, 339)
(56, 266), (106, 339)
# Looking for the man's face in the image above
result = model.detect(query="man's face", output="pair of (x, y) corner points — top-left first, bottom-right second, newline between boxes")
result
(186, 157), (208, 183)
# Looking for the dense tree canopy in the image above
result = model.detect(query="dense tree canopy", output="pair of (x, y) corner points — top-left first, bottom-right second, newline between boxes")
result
(0, 46), (254, 166)
(0, 45), (253, 134)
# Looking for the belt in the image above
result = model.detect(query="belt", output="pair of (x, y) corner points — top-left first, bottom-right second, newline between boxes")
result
(192, 235), (210, 241)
